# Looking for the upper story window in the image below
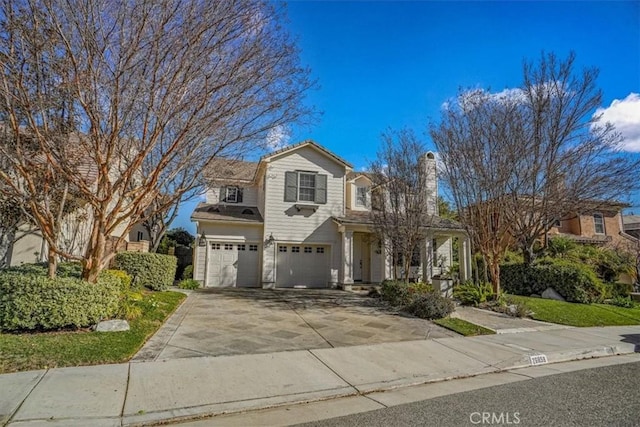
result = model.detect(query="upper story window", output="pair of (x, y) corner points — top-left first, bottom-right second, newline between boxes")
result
(299, 173), (316, 202)
(284, 171), (327, 204)
(356, 186), (369, 207)
(552, 218), (561, 227)
(220, 186), (243, 203)
(593, 213), (605, 234)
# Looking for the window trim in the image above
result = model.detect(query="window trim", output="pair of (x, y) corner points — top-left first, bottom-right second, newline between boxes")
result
(593, 212), (605, 234)
(298, 172), (316, 202)
(225, 186), (239, 203)
(356, 186), (368, 207)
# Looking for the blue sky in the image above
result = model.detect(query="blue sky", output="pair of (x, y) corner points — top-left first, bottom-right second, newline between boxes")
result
(174, 1), (640, 233)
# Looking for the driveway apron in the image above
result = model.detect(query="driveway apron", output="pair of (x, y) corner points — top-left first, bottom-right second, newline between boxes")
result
(133, 288), (456, 362)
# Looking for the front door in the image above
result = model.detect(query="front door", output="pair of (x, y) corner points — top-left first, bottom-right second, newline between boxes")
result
(353, 234), (363, 282)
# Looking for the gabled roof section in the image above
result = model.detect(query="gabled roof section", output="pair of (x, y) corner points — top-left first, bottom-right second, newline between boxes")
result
(260, 140), (353, 169)
(346, 171), (373, 182)
(203, 158), (259, 184)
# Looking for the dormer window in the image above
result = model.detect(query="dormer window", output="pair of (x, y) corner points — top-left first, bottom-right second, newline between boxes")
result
(356, 186), (369, 207)
(220, 186), (243, 203)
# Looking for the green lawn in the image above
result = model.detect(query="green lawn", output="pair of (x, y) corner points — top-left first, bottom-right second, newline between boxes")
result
(434, 317), (496, 336)
(0, 290), (185, 374)
(509, 296), (640, 327)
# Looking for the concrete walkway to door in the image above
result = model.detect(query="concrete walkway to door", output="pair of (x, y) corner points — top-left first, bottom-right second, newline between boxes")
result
(133, 288), (456, 361)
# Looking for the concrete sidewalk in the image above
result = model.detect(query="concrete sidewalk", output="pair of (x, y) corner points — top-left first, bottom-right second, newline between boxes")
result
(451, 306), (573, 334)
(2, 326), (639, 427)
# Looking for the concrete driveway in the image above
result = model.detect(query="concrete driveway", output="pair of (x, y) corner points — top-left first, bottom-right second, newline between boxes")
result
(133, 289), (456, 361)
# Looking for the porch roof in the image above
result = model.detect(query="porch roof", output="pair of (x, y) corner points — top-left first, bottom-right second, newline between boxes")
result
(191, 203), (264, 223)
(333, 210), (466, 231)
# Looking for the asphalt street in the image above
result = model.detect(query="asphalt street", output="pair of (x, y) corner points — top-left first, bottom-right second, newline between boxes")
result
(296, 361), (640, 427)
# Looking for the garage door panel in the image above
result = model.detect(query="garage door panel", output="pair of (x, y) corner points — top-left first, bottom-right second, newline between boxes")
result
(208, 242), (260, 288)
(276, 244), (329, 288)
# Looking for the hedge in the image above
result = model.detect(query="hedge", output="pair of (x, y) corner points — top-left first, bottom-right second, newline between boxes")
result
(113, 252), (177, 291)
(0, 272), (121, 331)
(501, 260), (605, 304)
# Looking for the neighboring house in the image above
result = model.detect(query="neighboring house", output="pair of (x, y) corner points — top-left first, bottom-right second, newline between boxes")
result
(191, 140), (472, 289)
(622, 215), (640, 240)
(547, 201), (636, 248)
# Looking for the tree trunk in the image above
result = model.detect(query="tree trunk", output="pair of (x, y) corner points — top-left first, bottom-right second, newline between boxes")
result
(487, 257), (501, 295)
(82, 224), (107, 283)
(47, 246), (57, 278)
(522, 242), (536, 266)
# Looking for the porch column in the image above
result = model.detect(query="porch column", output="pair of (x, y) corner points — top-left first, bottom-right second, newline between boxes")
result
(458, 235), (472, 282)
(341, 230), (354, 290)
(422, 232), (434, 283)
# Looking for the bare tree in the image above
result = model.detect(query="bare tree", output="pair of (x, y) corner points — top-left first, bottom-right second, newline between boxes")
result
(0, 0), (313, 281)
(431, 91), (525, 293)
(507, 52), (639, 264)
(431, 52), (640, 292)
(370, 128), (434, 283)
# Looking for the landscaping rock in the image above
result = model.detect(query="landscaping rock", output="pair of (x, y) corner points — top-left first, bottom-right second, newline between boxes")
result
(95, 319), (130, 332)
(541, 287), (565, 302)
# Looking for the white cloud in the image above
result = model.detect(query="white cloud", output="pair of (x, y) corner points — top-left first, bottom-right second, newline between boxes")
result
(265, 125), (290, 151)
(593, 93), (640, 152)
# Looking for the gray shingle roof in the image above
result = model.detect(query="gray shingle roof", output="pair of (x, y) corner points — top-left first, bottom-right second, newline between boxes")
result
(203, 159), (258, 183)
(191, 203), (263, 223)
(333, 210), (466, 230)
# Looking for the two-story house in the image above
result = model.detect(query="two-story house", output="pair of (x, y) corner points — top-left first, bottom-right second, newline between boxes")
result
(547, 201), (637, 248)
(191, 141), (472, 289)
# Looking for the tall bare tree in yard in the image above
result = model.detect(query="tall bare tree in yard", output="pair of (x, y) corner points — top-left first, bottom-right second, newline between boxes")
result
(431, 52), (640, 292)
(370, 128), (434, 283)
(508, 52), (639, 264)
(0, 0), (313, 280)
(431, 91), (525, 293)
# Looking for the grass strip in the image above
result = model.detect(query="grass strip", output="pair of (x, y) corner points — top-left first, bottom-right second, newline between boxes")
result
(0, 290), (185, 373)
(434, 317), (496, 336)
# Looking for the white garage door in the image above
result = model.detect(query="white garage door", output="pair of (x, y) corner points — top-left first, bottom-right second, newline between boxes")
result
(276, 244), (329, 288)
(207, 242), (260, 287)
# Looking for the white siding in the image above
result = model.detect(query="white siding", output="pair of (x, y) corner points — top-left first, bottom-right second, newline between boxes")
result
(257, 173), (266, 217)
(206, 185), (259, 206)
(194, 244), (206, 281)
(199, 222), (263, 241)
(262, 146), (346, 287)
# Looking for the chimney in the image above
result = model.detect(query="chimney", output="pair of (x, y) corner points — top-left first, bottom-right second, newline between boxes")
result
(421, 152), (438, 216)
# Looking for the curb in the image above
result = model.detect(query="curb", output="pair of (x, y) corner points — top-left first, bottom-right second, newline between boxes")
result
(122, 344), (635, 427)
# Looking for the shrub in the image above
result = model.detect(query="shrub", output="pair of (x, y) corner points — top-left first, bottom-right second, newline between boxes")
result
(0, 272), (121, 331)
(100, 269), (133, 290)
(380, 280), (411, 306)
(453, 281), (494, 306)
(603, 281), (634, 299)
(113, 252), (177, 291)
(407, 292), (454, 319)
(178, 279), (200, 290)
(3, 262), (82, 278)
(380, 281), (433, 307)
(183, 264), (194, 280)
(501, 260), (605, 304)
(607, 295), (636, 308)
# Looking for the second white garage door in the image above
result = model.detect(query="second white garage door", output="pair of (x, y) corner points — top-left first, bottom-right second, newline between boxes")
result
(276, 244), (329, 288)
(207, 242), (261, 287)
